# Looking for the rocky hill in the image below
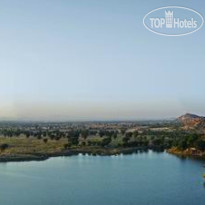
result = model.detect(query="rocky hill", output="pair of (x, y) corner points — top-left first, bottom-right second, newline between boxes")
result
(178, 113), (205, 130)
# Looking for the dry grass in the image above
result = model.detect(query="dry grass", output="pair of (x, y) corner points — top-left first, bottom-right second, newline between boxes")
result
(0, 136), (68, 156)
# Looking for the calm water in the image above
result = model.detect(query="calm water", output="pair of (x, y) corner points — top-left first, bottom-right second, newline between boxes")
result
(0, 151), (205, 205)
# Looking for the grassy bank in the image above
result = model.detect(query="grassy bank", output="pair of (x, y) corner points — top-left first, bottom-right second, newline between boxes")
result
(0, 136), (147, 162)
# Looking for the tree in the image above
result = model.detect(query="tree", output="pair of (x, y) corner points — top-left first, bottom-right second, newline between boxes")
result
(0, 144), (9, 151)
(125, 132), (133, 138)
(112, 132), (118, 139)
(196, 139), (205, 151)
(64, 142), (71, 149)
(26, 132), (30, 138)
(37, 135), (42, 140)
(81, 130), (88, 139)
(120, 128), (126, 135)
(81, 141), (86, 146)
(101, 137), (112, 147)
(99, 130), (105, 138)
(122, 135), (131, 143)
(152, 138), (163, 146)
(178, 139), (188, 150)
(133, 131), (139, 138)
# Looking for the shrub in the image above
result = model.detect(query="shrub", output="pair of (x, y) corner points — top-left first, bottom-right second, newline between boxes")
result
(0, 143), (9, 151)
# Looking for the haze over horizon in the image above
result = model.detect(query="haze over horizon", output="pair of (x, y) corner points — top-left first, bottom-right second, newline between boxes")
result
(0, 0), (205, 121)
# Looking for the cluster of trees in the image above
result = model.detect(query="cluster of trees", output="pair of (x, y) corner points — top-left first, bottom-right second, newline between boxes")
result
(173, 133), (205, 151)
(1, 126), (205, 152)
(118, 130), (205, 151)
(141, 131), (205, 151)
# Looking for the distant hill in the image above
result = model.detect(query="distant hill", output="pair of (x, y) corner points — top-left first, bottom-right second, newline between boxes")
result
(178, 113), (205, 130)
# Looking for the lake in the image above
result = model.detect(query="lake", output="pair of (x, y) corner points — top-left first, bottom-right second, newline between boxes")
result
(0, 151), (205, 205)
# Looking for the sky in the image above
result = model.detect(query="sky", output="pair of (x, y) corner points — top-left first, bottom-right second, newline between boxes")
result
(0, 0), (205, 121)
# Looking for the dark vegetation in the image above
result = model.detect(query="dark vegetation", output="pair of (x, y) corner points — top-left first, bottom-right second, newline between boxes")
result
(0, 119), (205, 160)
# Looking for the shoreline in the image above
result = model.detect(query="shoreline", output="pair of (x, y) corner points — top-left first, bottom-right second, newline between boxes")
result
(0, 147), (149, 163)
(167, 147), (205, 160)
(1, 147), (204, 163)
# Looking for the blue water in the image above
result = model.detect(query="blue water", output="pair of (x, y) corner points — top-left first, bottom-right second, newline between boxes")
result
(0, 151), (205, 205)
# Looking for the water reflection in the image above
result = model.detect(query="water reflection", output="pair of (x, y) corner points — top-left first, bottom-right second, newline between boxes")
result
(0, 151), (205, 205)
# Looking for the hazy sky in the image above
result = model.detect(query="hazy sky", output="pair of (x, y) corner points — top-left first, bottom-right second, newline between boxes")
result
(0, 0), (205, 121)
